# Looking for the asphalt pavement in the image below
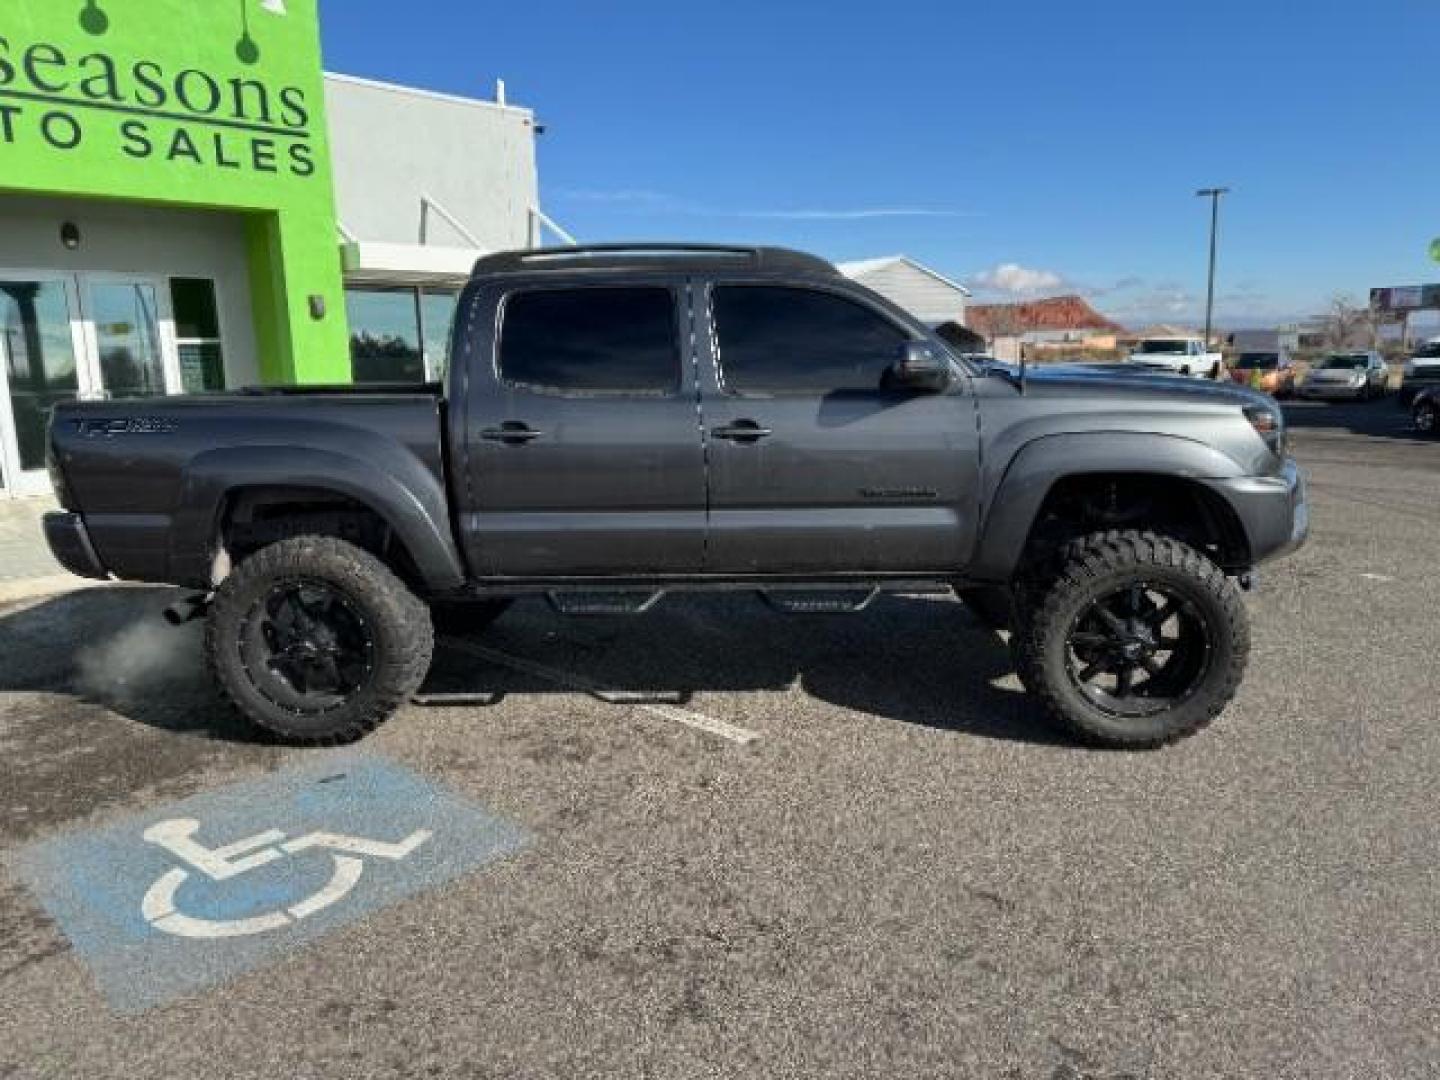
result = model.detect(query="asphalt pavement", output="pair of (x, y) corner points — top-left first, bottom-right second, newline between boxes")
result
(1, 396), (1437, 1079)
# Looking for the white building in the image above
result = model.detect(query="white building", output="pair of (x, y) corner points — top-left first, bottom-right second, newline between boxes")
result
(838, 256), (970, 326)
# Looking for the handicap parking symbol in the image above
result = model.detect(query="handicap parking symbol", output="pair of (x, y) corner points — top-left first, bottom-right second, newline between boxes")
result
(8, 754), (529, 1012)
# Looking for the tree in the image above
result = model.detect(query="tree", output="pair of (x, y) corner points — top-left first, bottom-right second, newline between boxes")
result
(1320, 294), (1375, 350)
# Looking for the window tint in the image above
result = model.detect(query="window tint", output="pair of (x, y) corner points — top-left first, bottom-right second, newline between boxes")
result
(712, 286), (908, 393)
(499, 287), (677, 394)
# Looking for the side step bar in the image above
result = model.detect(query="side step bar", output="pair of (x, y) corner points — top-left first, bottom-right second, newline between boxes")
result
(760, 588), (881, 614)
(545, 590), (666, 616)
(541, 585), (925, 617)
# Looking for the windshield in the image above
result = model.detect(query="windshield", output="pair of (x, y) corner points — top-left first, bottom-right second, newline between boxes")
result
(1138, 340), (1188, 354)
(1236, 353), (1279, 370)
(1320, 354), (1368, 370)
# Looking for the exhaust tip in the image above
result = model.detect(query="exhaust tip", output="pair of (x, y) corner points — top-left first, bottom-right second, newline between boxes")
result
(163, 594), (211, 626)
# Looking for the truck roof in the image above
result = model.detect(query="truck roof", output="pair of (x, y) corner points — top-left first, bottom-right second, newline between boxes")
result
(471, 243), (838, 278)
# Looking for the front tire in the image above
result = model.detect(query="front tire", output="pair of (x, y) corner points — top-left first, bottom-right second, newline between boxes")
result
(1015, 530), (1249, 749)
(1416, 399), (1438, 437)
(206, 536), (433, 745)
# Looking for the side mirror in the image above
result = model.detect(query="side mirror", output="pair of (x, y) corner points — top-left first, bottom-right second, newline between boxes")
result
(887, 342), (952, 392)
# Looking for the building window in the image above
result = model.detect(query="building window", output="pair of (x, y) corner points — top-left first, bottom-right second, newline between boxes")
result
(170, 278), (226, 393)
(347, 286), (458, 384)
(420, 289), (459, 382)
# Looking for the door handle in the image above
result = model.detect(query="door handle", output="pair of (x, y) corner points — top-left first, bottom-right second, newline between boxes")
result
(479, 422), (544, 445)
(712, 420), (773, 443)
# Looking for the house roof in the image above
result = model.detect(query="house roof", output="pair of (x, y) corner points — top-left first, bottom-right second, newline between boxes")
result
(837, 255), (972, 297)
(966, 295), (1126, 337)
(1126, 323), (1196, 339)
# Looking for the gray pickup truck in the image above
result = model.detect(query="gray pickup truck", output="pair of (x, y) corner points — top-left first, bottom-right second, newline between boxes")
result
(44, 245), (1308, 749)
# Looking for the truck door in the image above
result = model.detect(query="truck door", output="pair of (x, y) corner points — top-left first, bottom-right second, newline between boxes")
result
(696, 281), (980, 574)
(458, 279), (705, 577)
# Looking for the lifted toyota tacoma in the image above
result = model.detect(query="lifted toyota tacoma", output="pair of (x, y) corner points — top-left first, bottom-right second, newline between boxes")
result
(44, 245), (1308, 749)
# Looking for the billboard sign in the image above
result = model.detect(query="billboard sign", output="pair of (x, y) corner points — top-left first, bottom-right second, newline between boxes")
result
(1370, 285), (1440, 313)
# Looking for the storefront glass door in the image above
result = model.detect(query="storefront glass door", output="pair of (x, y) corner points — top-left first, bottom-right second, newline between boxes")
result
(0, 276), (88, 497)
(0, 272), (180, 497)
(82, 278), (180, 400)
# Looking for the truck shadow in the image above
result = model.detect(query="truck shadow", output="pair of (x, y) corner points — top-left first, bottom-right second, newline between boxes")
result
(425, 593), (1071, 748)
(0, 588), (1070, 749)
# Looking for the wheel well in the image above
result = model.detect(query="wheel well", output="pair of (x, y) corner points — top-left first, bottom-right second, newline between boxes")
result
(1020, 473), (1251, 575)
(215, 486), (425, 591)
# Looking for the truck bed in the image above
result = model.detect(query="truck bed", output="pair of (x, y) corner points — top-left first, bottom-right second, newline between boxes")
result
(48, 391), (453, 587)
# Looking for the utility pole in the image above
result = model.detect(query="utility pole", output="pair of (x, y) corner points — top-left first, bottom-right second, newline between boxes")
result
(1196, 187), (1229, 346)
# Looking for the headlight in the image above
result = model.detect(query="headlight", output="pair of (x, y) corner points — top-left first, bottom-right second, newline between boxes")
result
(1244, 403), (1286, 456)
(1349, 372), (1367, 387)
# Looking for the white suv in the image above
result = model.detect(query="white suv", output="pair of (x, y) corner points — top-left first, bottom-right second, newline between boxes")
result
(1127, 337), (1223, 379)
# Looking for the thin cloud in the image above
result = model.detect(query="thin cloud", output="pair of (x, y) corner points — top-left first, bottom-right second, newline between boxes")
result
(554, 189), (970, 221)
(734, 208), (969, 220)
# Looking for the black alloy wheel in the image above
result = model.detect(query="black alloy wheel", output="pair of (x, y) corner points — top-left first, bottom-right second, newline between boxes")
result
(242, 579), (376, 712)
(1064, 581), (1211, 718)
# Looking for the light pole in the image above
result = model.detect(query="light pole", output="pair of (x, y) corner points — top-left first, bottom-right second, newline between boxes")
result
(1196, 187), (1229, 346)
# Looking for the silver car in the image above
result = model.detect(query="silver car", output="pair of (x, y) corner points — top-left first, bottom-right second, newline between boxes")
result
(1298, 351), (1390, 400)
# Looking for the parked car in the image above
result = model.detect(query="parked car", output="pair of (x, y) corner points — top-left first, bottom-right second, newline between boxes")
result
(1398, 339), (1440, 407)
(1127, 337), (1224, 379)
(1228, 351), (1297, 397)
(1412, 385), (1439, 436)
(44, 243), (1307, 751)
(1297, 351), (1389, 400)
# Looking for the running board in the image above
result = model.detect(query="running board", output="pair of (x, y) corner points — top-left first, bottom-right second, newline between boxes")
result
(545, 590), (666, 616)
(760, 588), (881, 614)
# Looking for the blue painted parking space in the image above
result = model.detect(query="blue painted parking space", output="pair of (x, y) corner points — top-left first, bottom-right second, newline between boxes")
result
(8, 753), (530, 1013)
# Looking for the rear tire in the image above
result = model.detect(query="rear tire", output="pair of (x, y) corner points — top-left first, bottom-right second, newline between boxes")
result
(1015, 530), (1249, 749)
(206, 536), (433, 745)
(1416, 399), (1438, 437)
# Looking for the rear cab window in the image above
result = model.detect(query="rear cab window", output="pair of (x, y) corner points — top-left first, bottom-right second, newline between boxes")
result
(498, 286), (679, 395)
(709, 285), (911, 394)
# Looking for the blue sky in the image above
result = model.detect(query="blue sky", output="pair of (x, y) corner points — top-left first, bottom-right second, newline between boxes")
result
(320, 0), (1438, 329)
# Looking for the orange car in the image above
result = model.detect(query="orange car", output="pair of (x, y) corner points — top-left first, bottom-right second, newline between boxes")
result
(1228, 351), (1297, 397)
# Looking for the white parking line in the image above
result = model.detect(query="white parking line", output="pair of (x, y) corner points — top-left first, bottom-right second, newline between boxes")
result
(437, 636), (760, 746)
(1358, 573), (1396, 583)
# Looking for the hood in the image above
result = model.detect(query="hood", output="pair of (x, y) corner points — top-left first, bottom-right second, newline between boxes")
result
(1008, 364), (1269, 409)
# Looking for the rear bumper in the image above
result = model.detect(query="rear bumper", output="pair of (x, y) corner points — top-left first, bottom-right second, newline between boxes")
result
(1208, 459), (1309, 567)
(43, 513), (110, 581)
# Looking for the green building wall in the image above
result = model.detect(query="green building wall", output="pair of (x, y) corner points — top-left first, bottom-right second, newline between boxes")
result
(0, 0), (349, 382)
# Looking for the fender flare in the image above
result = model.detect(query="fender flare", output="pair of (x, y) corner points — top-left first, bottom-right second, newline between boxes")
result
(170, 444), (466, 592)
(968, 431), (1247, 582)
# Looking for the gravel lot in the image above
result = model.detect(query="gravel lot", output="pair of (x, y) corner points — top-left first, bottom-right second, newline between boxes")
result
(1, 396), (1437, 1079)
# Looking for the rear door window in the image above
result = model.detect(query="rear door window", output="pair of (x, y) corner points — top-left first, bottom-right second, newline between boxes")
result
(710, 285), (909, 394)
(498, 287), (679, 395)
